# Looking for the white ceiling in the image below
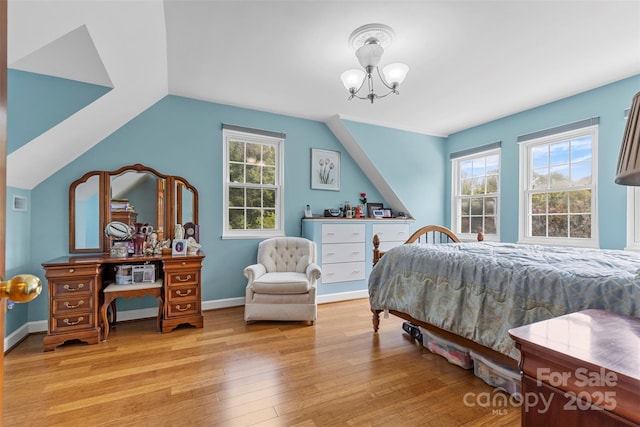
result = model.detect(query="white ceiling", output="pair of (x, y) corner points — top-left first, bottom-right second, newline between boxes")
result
(7, 0), (640, 188)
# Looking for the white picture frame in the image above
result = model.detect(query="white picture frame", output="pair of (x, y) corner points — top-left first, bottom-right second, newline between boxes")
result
(172, 239), (188, 256)
(311, 148), (340, 191)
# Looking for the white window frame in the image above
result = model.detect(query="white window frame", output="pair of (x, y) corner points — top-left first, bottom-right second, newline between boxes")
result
(451, 148), (501, 242)
(518, 125), (599, 248)
(624, 187), (640, 252)
(222, 128), (285, 239)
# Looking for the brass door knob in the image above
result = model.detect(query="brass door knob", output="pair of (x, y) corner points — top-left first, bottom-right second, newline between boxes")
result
(0, 274), (42, 302)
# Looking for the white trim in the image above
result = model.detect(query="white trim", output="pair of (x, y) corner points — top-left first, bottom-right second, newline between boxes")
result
(625, 186), (640, 251)
(518, 124), (599, 247)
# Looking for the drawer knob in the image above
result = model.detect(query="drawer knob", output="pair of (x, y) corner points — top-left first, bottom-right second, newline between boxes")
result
(63, 317), (83, 326)
(175, 304), (192, 312)
(176, 289), (192, 297)
(68, 268), (75, 273)
(63, 283), (85, 292)
(64, 300), (84, 309)
(175, 275), (192, 282)
(181, 262), (186, 266)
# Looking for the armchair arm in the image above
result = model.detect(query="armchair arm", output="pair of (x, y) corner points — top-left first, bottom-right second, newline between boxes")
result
(243, 263), (266, 285)
(306, 262), (322, 282)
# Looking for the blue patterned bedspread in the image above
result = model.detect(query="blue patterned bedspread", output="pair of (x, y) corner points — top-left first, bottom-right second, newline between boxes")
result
(368, 242), (640, 360)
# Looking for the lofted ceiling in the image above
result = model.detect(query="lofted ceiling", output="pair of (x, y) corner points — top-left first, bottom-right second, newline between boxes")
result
(7, 0), (640, 189)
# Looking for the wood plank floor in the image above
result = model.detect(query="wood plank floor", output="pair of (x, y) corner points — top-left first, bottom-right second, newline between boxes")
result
(4, 299), (520, 426)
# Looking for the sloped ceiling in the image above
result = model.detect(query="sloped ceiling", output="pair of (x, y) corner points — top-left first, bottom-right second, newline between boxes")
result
(7, 0), (640, 190)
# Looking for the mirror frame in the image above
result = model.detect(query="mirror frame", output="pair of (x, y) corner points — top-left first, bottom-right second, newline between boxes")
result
(69, 163), (199, 253)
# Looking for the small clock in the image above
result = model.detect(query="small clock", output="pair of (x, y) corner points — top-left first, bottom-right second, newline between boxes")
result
(183, 222), (199, 242)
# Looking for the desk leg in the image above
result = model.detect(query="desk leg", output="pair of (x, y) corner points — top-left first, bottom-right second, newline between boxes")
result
(100, 295), (114, 342)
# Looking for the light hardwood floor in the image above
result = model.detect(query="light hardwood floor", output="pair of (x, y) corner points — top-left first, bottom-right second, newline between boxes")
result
(4, 299), (520, 426)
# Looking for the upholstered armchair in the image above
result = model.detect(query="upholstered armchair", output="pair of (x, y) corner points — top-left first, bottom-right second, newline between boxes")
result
(244, 237), (321, 324)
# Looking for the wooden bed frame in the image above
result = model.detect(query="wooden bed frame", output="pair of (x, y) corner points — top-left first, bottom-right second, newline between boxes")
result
(371, 225), (517, 368)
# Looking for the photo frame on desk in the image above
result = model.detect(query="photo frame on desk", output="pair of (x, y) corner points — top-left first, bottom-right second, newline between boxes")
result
(367, 203), (384, 218)
(172, 239), (188, 256)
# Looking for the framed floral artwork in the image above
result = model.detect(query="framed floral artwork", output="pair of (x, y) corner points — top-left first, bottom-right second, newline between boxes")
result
(311, 148), (340, 191)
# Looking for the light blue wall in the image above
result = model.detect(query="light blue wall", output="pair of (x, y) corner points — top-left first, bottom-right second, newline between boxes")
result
(23, 95), (387, 322)
(342, 120), (447, 226)
(445, 74), (639, 249)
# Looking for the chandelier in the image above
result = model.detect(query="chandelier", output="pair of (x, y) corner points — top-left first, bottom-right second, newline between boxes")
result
(340, 24), (409, 104)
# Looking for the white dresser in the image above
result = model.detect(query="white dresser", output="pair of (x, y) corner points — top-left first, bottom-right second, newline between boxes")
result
(302, 218), (413, 294)
(320, 223), (366, 284)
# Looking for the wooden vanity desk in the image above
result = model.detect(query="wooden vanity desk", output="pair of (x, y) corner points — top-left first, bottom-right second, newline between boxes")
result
(42, 251), (205, 351)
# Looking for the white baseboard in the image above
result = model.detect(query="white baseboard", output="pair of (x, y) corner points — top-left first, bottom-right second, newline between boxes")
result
(4, 291), (368, 352)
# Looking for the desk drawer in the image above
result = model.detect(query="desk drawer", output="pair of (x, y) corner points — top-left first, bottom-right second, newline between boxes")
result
(52, 296), (93, 315)
(167, 271), (199, 286)
(50, 313), (94, 333)
(51, 278), (94, 297)
(322, 261), (366, 284)
(167, 284), (199, 302)
(322, 224), (365, 243)
(322, 242), (365, 263)
(372, 223), (410, 243)
(167, 301), (200, 317)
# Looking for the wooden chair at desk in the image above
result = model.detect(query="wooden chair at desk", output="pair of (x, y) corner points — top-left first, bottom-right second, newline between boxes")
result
(100, 281), (163, 341)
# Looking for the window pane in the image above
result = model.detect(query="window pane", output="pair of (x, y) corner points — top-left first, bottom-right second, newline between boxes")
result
(570, 214), (591, 238)
(486, 175), (498, 193)
(549, 215), (568, 237)
(229, 141), (244, 162)
(549, 141), (569, 166)
(485, 197), (496, 215)
(461, 199), (470, 215)
(569, 189), (591, 213)
(486, 155), (499, 175)
(246, 165), (261, 184)
(470, 198), (483, 215)
(228, 209), (245, 230)
(229, 187), (244, 207)
(571, 137), (592, 162)
(550, 165), (570, 188)
(461, 178), (473, 196)
(229, 163), (244, 183)
(461, 217), (470, 233)
(472, 178), (485, 195)
(571, 160), (591, 185)
(263, 145), (275, 166)
(460, 160), (473, 179)
(532, 215), (546, 236)
(531, 193), (546, 214)
(263, 189), (275, 208)
(263, 210), (276, 229)
(263, 165), (275, 185)
(548, 191), (567, 214)
(531, 168), (548, 190)
(246, 143), (261, 164)
(531, 146), (548, 169)
(472, 159), (485, 177)
(485, 216), (496, 234)
(246, 209), (262, 229)
(246, 189), (261, 207)
(470, 217), (483, 234)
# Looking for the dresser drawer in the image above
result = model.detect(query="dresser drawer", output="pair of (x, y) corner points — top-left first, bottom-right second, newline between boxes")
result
(52, 296), (93, 315)
(50, 312), (95, 333)
(51, 278), (94, 297)
(322, 242), (365, 264)
(322, 261), (366, 284)
(372, 223), (410, 243)
(167, 301), (200, 317)
(44, 264), (100, 280)
(167, 271), (199, 286)
(322, 223), (365, 244)
(167, 284), (199, 302)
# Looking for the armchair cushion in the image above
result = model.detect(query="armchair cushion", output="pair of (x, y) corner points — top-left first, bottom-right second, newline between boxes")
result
(252, 272), (310, 294)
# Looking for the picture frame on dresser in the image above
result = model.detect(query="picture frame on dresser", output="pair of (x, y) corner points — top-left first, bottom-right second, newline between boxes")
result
(367, 203), (383, 218)
(172, 239), (187, 256)
(310, 148), (340, 191)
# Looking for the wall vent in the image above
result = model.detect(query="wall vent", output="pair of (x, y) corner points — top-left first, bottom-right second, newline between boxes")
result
(12, 195), (28, 212)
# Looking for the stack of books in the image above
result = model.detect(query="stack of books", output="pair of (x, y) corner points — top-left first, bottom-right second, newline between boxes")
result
(111, 199), (135, 212)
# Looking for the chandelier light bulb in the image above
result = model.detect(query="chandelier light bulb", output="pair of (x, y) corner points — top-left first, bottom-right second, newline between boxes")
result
(340, 69), (366, 91)
(382, 63), (409, 86)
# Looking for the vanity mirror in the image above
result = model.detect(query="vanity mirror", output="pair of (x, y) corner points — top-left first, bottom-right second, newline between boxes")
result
(69, 164), (198, 253)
